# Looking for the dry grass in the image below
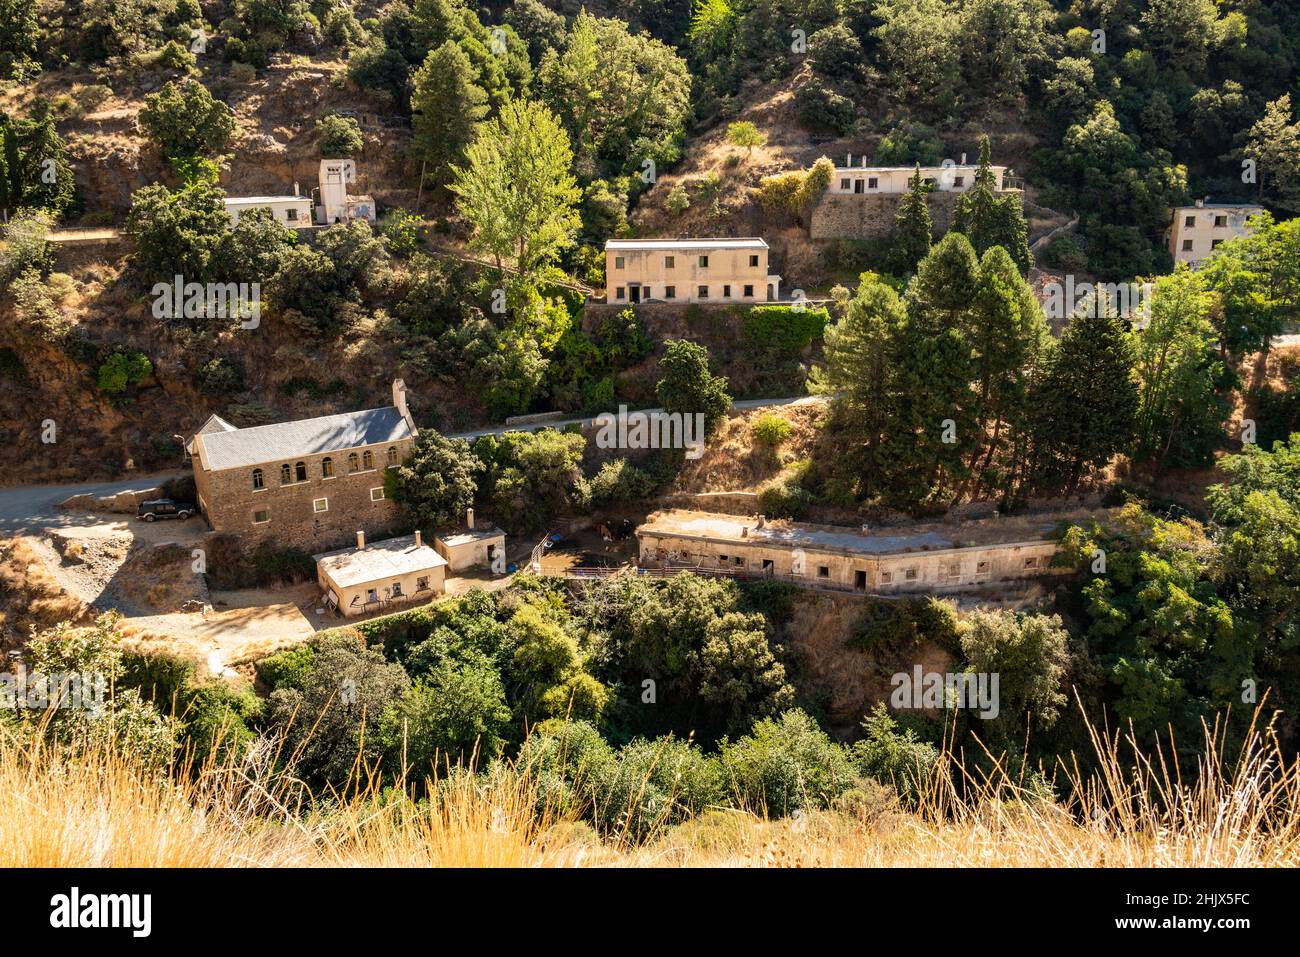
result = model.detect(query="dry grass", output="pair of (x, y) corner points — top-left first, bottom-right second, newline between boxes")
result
(2, 702), (1297, 868)
(0, 537), (91, 643)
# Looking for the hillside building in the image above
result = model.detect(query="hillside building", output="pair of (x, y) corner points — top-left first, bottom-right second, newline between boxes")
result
(315, 530), (447, 617)
(222, 194), (314, 227)
(316, 158), (376, 224)
(604, 238), (782, 304)
(827, 155), (1014, 195)
(187, 379), (417, 552)
(636, 509), (1092, 595)
(434, 509), (507, 572)
(1167, 200), (1265, 267)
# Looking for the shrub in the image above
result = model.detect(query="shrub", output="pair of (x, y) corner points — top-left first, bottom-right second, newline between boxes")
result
(740, 305), (829, 358)
(757, 479), (812, 519)
(256, 644), (317, 692)
(316, 113), (364, 158)
(585, 458), (657, 509)
(847, 596), (961, 654)
(850, 704), (940, 808)
(96, 350), (153, 394)
(718, 709), (856, 816)
(1045, 234), (1089, 273)
(198, 356), (244, 396)
(754, 171), (804, 217)
(138, 79), (235, 160)
(664, 184), (690, 216)
(751, 414), (792, 447)
(250, 544), (316, 585)
(795, 81), (855, 134)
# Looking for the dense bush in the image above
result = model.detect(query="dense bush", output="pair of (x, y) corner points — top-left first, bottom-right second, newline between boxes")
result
(741, 305), (829, 358)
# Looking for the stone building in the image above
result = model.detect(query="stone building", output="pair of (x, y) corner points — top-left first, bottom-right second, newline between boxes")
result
(636, 509), (1091, 595)
(809, 157), (1019, 241)
(604, 238), (782, 304)
(188, 380), (417, 553)
(315, 529), (446, 617)
(1166, 200), (1265, 267)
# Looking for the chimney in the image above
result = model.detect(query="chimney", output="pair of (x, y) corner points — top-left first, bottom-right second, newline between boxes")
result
(1196, 198), (1206, 208)
(356, 530), (365, 550)
(960, 152), (967, 165)
(757, 514), (766, 528)
(742, 526), (749, 538)
(466, 508), (475, 530)
(846, 153), (852, 167)
(414, 530), (422, 548)
(293, 181), (300, 197)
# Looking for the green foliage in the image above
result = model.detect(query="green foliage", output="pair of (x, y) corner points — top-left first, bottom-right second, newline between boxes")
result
(750, 414), (792, 447)
(316, 113), (364, 158)
(847, 596), (961, 654)
(388, 428), (482, 530)
(583, 458), (657, 509)
(718, 709), (855, 816)
(473, 428), (586, 534)
(740, 305), (829, 359)
(756, 478), (812, 519)
(725, 120), (765, 154)
(411, 41), (488, 188)
(138, 79), (235, 161)
(96, 349), (153, 394)
(656, 339), (730, 430)
(450, 98), (581, 278)
(851, 704), (940, 807)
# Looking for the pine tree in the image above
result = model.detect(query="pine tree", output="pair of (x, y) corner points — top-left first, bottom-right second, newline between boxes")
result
(892, 163), (932, 274)
(411, 42), (489, 188)
(952, 135), (1032, 273)
(811, 279), (908, 497)
(1030, 307), (1138, 492)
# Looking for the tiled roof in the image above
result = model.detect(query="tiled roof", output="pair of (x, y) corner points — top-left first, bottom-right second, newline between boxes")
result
(196, 407), (413, 471)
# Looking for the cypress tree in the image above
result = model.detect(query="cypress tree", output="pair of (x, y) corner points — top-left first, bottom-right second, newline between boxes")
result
(892, 163), (932, 274)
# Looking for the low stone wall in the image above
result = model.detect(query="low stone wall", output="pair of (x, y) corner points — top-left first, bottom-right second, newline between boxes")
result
(60, 486), (161, 515)
(808, 191), (964, 241)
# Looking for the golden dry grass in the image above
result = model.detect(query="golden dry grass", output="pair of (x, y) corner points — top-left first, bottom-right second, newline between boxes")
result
(2, 703), (1297, 868)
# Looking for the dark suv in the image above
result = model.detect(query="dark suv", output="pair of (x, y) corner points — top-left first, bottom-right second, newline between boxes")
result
(137, 498), (196, 522)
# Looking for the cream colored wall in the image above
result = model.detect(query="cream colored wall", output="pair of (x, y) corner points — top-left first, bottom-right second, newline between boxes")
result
(225, 199), (312, 225)
(435, 534), (506, 572)
(637, 534), (1063, 593)
(606, 246), (772, 303)
(319, 564), (446, 617)
(1168, 207), (1262, 265)
(828, 167), (1007, 195)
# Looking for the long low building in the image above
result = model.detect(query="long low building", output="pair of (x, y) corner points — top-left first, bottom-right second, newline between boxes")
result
(604, 238), (782, 304)
(635, 509), (1097, 594)
(315, 529), (447, 617)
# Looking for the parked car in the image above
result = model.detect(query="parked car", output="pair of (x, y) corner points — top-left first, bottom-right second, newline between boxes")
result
(137, 499), (196, 522)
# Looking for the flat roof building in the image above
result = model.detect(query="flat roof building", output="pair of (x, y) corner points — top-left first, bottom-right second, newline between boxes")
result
(827, 157), (1015, 196)
(1167, 200), (1265, 267)
(315, 529), (447, 617)
(435, 509), (507, 572)
(636, 509), (1098, 594)
(605, 238), (782, 304)
(223, 195), (313, 226)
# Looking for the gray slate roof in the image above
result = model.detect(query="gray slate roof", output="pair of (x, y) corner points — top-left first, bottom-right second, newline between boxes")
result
(197, 407), (413, 471)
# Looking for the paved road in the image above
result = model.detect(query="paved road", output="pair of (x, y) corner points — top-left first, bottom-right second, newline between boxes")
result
(0, 474), (183, 536)
(448, 394), (824, 441)
(0, 396), (825, 531)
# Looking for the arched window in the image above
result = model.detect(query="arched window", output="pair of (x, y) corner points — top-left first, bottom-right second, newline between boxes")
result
(280, 464), (291, 484)
(362, 450), (374, 469)
(386, 446), (398, 466)
(294, 461), (307, 482)
(348, 453), (359, 473)
(251, 468), (264, 490)
(321, 457), (334, 478)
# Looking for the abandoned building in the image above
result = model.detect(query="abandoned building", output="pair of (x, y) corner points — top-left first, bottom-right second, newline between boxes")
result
(315, 529), (447, 617)
(434, 509), (507, 572)
(220, 160), (375, 228)
(828, 156), (1012, 195)
(1166, 200), (1265, 267)
(187, 379), (417, 552)
(811, 156), (1019, 241)
(604, 238), (782, 304)
(635, 509), (1090, 595)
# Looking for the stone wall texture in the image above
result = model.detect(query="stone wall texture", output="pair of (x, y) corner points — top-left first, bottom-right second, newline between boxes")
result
(193, 439), (413, 554)
(809, 191), (964, 241)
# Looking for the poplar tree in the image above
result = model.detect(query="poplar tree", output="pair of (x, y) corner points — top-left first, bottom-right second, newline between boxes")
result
(411, 41), (488, 188)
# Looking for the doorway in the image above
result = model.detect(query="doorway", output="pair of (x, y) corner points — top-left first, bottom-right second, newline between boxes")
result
(854, 570), (867, 591)
(629, 284), (642, 304)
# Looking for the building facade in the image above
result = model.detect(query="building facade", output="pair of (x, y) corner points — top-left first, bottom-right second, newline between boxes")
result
(605, 238), (782, 304)
(636, 510), (1083, 595)
(315, 530), (447, 617)
(188, 380), (417, 553)
(1167, 201), (1265, 267)
(827, 157), (1012, 195)
(317, 159), (376, 224)
(222, 195), (314, 226)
